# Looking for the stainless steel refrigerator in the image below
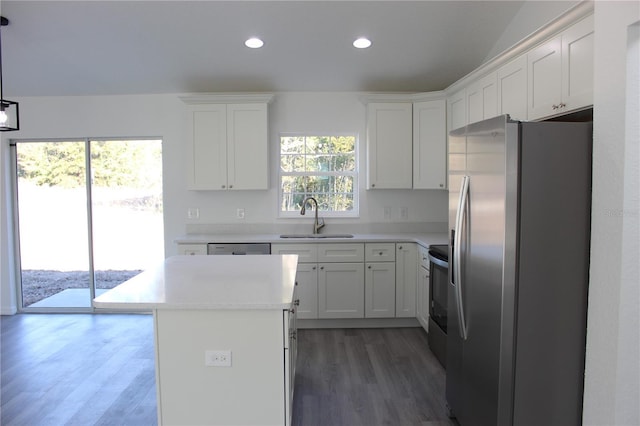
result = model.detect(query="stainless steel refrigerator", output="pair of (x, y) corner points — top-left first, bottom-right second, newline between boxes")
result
(446, 115), (591, 426)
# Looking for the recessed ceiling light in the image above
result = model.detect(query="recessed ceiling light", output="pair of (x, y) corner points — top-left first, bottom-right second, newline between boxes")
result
(353, 37), (372, 49)
(245, 37), (264, 49)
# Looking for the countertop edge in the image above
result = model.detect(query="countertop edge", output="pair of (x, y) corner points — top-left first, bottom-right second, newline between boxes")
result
(174, 232), (448, 247)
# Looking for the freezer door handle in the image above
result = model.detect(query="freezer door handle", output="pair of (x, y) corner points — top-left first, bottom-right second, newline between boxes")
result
(453, 175), (470, 341)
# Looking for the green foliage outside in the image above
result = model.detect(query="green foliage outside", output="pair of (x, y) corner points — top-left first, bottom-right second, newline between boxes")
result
(280, 135), (356, 213)
(17, 140), (163, 190)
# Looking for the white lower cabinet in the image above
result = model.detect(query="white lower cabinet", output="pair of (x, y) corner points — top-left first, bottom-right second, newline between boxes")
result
(396, 243), (417, 318)
(177, 243), (207, 255)
(271, 244), (319, 320)
(270, 241), (422, 321)
(417, 245), (430, 332)
(318, 262), (365, 318)
(365, 262), (396, 318)
(292, 263), (318, 319)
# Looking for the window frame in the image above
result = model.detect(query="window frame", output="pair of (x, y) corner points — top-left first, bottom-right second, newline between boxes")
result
(278, 132), (359, 218)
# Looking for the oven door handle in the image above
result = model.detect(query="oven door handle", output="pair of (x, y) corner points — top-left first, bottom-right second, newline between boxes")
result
(427, 253), (448, 269)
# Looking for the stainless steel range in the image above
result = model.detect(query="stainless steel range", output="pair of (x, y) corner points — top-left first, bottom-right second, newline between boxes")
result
(427, 244), (448, 368)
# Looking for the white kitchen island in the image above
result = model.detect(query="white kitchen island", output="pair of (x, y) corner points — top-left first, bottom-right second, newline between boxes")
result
(93, 254), (299, 426)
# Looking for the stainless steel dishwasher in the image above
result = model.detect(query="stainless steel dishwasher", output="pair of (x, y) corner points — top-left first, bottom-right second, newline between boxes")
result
(206, 243), (271, 255)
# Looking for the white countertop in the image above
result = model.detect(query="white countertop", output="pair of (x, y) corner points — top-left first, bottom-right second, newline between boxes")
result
(93, 255), (298, 310)
(174, 232), (448, 247)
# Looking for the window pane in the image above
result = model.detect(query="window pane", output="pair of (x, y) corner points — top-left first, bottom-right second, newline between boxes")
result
(280, 154), (304, 172)
(281, 136), (305, 154)
(280, 134), (357, 216)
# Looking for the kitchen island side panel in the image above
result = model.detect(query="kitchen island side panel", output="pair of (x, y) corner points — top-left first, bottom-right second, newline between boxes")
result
(154, 309), (286, 426)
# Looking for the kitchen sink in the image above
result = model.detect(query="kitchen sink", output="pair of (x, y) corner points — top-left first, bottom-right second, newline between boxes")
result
(279, 234), (354, 239)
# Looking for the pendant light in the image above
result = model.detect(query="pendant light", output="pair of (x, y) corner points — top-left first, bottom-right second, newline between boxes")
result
(0, 16), (19, 132)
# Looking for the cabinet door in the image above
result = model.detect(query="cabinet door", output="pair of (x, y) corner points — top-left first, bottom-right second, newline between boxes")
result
(396, 243), (417, 318)
(527, 36), (562, 120)
(366, 103), (413, 189)
(187, 104), (228, 190)
(447, 88), (467, 132)
(466, 73), (498, 125)
(318, 263), (365, 318)
(561, 15), (594, 112)
(294, 263), (318, 319)
(177, 243), (207, 256)
(497, 55), (528, 121)
(226, 103), (269, 190)
(417, 266), (430, 332)
(413, 99), (447, 189)
(365, 262), (396, 318)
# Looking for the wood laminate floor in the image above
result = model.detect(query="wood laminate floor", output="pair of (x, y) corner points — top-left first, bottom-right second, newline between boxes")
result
(1, 314), (456, 426)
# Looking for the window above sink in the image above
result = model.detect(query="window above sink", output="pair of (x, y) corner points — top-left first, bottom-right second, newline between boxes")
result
(278, 134), (359, 218)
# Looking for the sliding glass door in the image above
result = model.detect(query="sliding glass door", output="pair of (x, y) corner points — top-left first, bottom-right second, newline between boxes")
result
(13, 139), (163, 311)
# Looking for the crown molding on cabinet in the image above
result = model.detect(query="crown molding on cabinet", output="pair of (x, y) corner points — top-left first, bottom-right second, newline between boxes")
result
(445, 0), (594, 95)
(179, 93), (275, 104)
(360, 91), (446, 105)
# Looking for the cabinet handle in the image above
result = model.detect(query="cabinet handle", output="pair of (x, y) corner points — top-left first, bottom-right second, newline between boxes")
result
(295, 281), (298, 286)
(294, 299), (300, 306)
(368, 265), (372, 269)
(371, 183), (376, 188)
(221, 185), (226, 189)
(320, 266), (324, 270)
(398, 246), (403, 250)
(379, 251), (383, 255)
(290, 308), (295, 314)
(439, 184), (444, 188)
(229, 184), (233, 189)
(312, 266), (317, 270)
(559, 102), (566, 108)
(552, 104), (558, 110)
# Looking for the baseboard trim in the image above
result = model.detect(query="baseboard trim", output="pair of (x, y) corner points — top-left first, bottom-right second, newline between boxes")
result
(298, 317), (421, 329)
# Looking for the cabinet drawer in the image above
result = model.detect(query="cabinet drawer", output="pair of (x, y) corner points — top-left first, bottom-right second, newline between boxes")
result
(177, 244), (207, 256)
(418, 245), (430, 270)
(317, 243), (364, 262)
(365, 243), (396, 262)
(271, 244), (318, 263)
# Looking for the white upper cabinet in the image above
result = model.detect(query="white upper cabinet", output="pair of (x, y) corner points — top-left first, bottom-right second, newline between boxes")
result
(528, 15), (594, 120)
(466, 72), (498, 125)
(561, 15), (594, 112)
(447, 88), (467, 132)
(413, 99), (447, 189)
(366, 102), (413, 189)
(497, 55), (528, 121)
(226, 104), (269, 190)
(182, 95), (272, 190)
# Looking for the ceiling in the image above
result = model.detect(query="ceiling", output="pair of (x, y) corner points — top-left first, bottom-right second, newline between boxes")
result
(0, 1), (573, 97)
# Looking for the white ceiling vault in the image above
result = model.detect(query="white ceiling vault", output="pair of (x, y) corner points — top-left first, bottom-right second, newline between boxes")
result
(0, 0), (578, 97)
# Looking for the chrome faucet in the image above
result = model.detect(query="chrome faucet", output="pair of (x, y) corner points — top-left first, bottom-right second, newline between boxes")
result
(300, 196), (325, 234)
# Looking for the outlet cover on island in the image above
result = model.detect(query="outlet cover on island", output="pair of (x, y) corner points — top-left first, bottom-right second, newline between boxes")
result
(400, 206), (409, 220)
(236, 208), (245, 219)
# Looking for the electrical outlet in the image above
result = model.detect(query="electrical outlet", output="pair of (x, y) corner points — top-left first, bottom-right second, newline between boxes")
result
(187, 207), (199, 220)
(383, 206), (392, 220)
(205, 350), (232, 367)
(236, 208), (245, 219)
(400, 206), (409, 220)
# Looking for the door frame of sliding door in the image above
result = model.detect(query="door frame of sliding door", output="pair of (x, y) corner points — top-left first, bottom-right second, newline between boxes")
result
(9, 137), (161, 313)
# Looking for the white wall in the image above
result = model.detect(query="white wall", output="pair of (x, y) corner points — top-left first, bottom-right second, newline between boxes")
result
(0, 91), (447, 314)
(583, 2), (640, 425)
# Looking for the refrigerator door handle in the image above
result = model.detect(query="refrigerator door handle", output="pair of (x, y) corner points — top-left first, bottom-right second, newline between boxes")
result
(453, 175), (470, 341)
